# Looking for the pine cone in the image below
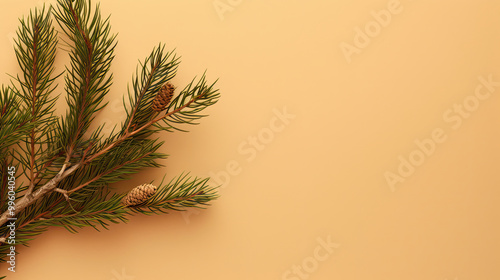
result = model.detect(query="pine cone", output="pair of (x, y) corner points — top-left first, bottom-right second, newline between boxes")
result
(152, 83), (175, 112)
(124, 183), (157, 206)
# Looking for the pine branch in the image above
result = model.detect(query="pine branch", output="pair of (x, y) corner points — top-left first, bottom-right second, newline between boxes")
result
(0, 1), (222, 269)
(123, 44), (180, 136)
(53, 0), (116, 158)
(82, 82), (216, 164)
(12, 5), (59, 196)
(155, 73), (220, 133)
(128, 173), (219, 215)
(0, 172), (217, 239)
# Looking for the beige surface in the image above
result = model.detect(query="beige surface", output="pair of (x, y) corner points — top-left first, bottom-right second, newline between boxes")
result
(1, 0), (500, 279)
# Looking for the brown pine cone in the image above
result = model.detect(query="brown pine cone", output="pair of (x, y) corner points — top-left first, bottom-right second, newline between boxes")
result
(152, 83), (175, 112)
(124, 183), (157, 206)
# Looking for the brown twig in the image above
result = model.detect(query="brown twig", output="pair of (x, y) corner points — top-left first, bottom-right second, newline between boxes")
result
(26, 23), (40, 196)
(0, 161), (80, 226)
(32, 150), (65, 186)
(54, 188), (78, 213)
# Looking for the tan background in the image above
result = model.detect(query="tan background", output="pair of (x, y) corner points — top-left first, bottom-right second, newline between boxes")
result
(1, 0), (500, 279)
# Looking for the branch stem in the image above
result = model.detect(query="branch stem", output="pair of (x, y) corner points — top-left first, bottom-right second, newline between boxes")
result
(0, 162), (80, 226)
(26, 23), (40, 196)
(85, 91), (203, 163)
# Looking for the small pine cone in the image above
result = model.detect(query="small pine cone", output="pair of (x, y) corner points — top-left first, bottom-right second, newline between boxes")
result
(124, 183), (157, 206)
(152, 83), (175, 112)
